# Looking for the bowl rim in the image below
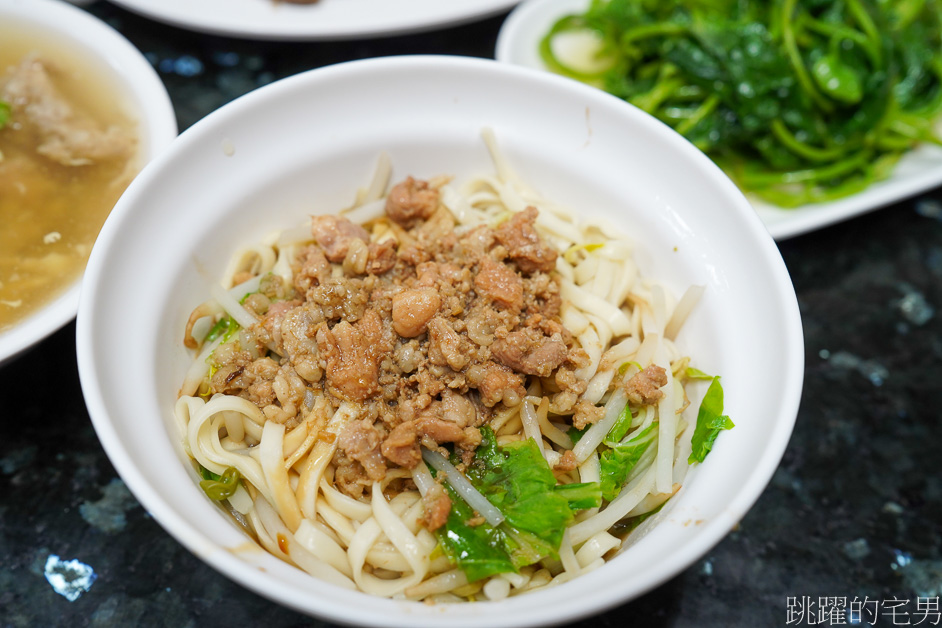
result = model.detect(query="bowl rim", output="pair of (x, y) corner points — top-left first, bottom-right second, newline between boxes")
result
(0, 0), (178, 366)
(76, 54), (803, 627)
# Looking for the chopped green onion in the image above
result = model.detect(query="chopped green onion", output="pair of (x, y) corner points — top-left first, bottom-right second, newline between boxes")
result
(199, 466), (241, 501)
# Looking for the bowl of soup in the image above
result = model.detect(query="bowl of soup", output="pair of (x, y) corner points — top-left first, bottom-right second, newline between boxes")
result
(0, 0), (177, 365)
(76, 55), (802, 626)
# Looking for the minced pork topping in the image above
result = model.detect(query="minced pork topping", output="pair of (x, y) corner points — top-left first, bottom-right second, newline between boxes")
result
(203, 177), (596, 498)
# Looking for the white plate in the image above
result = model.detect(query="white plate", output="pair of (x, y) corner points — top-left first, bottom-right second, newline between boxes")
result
(108, 0), (520, 41)
(496, 0), (942, 240)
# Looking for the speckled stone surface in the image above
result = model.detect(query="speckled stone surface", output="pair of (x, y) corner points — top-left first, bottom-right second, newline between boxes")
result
(2, 3), (941, 627)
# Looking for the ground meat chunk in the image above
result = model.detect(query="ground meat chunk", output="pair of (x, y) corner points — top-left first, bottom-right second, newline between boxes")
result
(263, 363), (309, 425)
(381, 421), (421, 468)
(394, 340), (423, 374)
(623, 364), (668, 406)
(495, 206), (558, 274)
(311, 215), (370, 263)
(415, 207), (456, 245)
(241, 293), (271, 318)
(380, 415), (481, 469)
(366, 240), (398, 275)
(457, 225), (496, 258)
(522, 273), (563, 319)
(427, 317), (469, 371)
(316, 309), (385, 401)
(420, 483), (452, 532)
(385, 176), (439, 227)
(489, 327), (568, 377)
(332, 451), (370, 499)
(338, 419), (387, 482)
(555, 366), (588, 396)
(463, 302), (516, 348)
(527, 313), (569, 343)
(416, 416), (466, 446)
(392, 287), (441, 338)
(554, 449), (579, 472)
(292, 244), (330, 295)
(209, 346), (253, 396)
(260, 299), (300, 337)
(309, 277), (370, 323)
(474, 256), (523, 311)
(572, 399), (606, 430)
(477, 361), (526, 407)
(440, 389), (478, 428)
(209, 350), (284, 412)
(274, 303), (323, 383)
(243, 357), (281, 408)
(397, 241), (432, 266)
(414, 261), (440, 287)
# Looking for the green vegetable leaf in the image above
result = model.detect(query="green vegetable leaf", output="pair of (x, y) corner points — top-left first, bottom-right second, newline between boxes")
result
(541, 0), (942, 207)
(812, 54), (864, 104)
(685, 367), (714, 380)
(199, 466), (241, 500)
(599, 423), (657, 502)
(604, 403), (635, 444)
(434, 483), (516, 582)
(688, 376), (735, 463)
(434, 428), (601, 581)
(617, 360), (642, 375)
(467, 430), (575, 552)
(568, 426), (587, 444)
(198, 464), (220, 482)
(205, 315), (240, 345)
(0, 101), (10, 129)
(555, 482), (603, 511)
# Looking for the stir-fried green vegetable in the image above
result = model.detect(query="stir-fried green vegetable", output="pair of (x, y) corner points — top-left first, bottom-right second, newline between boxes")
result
(433, 427), (601, 581)
(542, 0), (942, 206)
(0, 101), (10, 130)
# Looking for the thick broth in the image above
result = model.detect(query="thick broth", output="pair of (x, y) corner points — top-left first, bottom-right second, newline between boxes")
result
(0, 22), (142, 332)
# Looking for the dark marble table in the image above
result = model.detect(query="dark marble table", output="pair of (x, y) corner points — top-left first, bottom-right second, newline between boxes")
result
(2, 3), (941, 627)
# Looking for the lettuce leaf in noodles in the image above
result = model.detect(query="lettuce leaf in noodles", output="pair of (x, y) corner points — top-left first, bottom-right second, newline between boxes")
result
(435, 427), (601, 581)
(435, 484), (516, 582)
(598, 423), (657, 502)
(688, 376), (734, 463)
(604, 403), (635, 444)
(555, 482), (604, 511)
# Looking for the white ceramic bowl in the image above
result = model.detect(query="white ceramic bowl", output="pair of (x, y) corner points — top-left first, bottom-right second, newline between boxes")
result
(0, 0), (177, 366)
(77, 55), (802, 627)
